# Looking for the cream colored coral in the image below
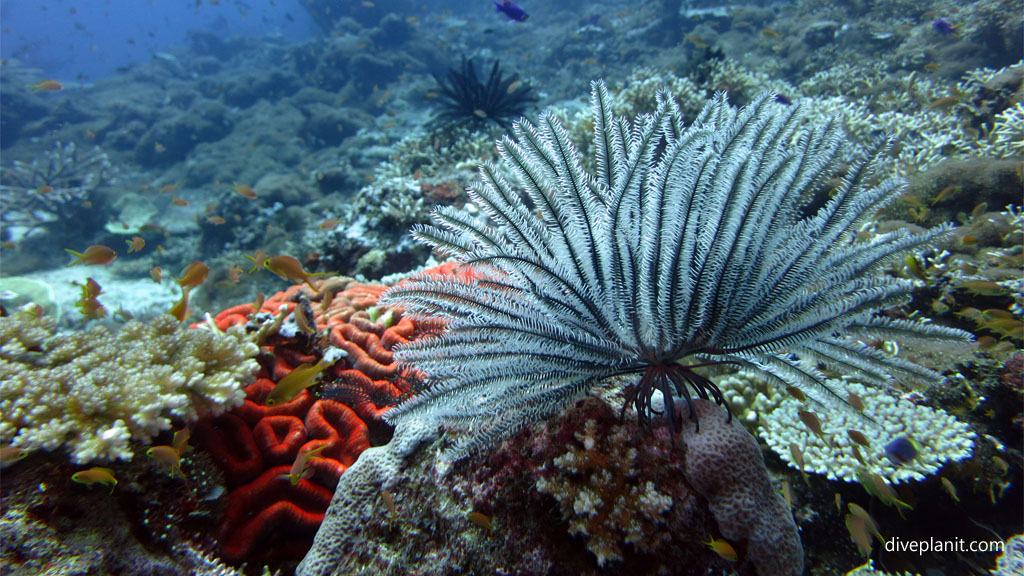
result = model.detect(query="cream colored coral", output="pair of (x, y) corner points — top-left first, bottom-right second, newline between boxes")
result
(0, 308), (257, 463)
(759, 380), (974, 484)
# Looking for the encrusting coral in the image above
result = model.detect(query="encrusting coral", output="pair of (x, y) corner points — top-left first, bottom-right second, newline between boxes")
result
(0, 306), (258, 463)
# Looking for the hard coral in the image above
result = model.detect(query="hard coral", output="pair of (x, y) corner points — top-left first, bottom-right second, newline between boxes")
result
(680, 399), (803, 576)
(195, 275), (442, 564)
(0, 308), (257, 463)
(0, 140), (114, 240)
(195, 380), (369, 562)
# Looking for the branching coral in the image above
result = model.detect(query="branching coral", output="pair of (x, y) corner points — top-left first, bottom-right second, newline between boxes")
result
(0, 140), (114, 238)
(0, 308), (257, 463)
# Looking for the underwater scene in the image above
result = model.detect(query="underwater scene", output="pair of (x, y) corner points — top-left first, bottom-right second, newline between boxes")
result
(0, 0), (1022, 575)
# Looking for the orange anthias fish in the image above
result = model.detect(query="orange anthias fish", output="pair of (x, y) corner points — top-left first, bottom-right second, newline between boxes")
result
(176, 261), (210, 289)
(147, 445), (186, 478)
(126, 236), (146, 253)
(264, 255), (328, 290)
(28, 79), (63, 92)
(169, 290), (190, 322)
(244, 250), (270, 273)
(705, 536), (738, 562)
(233, 184), (258, 199)
(75, 277), (107, 319)
(71, 467), (118, 493)
(65, 245), (117, 267)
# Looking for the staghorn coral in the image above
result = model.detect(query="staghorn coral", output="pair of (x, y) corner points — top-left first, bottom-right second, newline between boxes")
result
(0, 308), (257, 463)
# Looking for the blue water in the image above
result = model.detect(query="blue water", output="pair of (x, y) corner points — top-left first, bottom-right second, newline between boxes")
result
(1, 0), (317, 81)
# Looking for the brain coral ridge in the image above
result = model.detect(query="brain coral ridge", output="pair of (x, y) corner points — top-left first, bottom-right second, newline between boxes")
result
(0, 308), (257, 463)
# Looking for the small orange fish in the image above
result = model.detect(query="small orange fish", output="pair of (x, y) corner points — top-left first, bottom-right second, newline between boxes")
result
(472, 109), (487, 118)
(244, 250), (270, 273)
(847, 430), (871, 447)
(65, 245), (117, 267)
(126, 236), (146, 253)
(319, 218), (340, 231)
(158, 184), (177, 194)
(172, 197), (188, 206)
(264, 255), (328, 290)
(147, 445), (186, 478)
(0, 446), (29, 470)
(798, 410), (827, 441)
(176, 261), (210, 289)
(233, 184), (258, 199)
(227, 265), (243, 283)
(172, 428), (191, 455)
(35, 185), (54, 194)
(467, 511), (493, 531)
(169, 290), (190, 322)
(785, 385), (806, 402)
(847, 392), (865, 412)
(206, 216), (226, 225)
(705, 536), (738, 561)
(154, 142), (167, 152)
(85, 129), (96, 140)
(28, 79), (63, 92)
(845, 514), (873, 557)
(284, 444), (329, 484)
(381, 489), (397, 523)
(71, 467), (117, 493)
(150, 266), (163, 283)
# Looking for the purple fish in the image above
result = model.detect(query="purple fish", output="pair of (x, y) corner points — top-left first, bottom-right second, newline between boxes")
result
(932, 19), (958, 36)
(494, 0), (529, 22)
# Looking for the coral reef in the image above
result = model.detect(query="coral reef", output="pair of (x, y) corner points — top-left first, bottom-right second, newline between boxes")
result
(193, 275), (437, 564)
(296, 391), (803, 575)
(0, 307), (257, 463)
(0, 140), (114, 240)
(194, 379), (369, 563)
(726, 376), (976, 483)
(680, 399), (803, 576)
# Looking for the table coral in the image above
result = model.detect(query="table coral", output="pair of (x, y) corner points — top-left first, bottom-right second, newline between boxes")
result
(0, 307), (257, 463)
(759, 380), (975, 483)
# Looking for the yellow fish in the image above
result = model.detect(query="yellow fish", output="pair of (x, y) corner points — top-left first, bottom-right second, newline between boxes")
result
(266, 357), (336, 406)
(176, 261), (210, 289)
(71, 467), (118, 493)
(705, 536), (738, 561)
(147, 445), (185, 479)
(284, 444), (329, 484)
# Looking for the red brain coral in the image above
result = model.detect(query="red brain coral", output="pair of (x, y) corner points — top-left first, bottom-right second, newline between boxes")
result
(193, 272), (454, 564)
